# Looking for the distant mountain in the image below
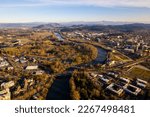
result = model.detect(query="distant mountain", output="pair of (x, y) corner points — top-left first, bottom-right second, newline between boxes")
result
(0, 21), (150, 29)
(60, 23), (150, 32)
(124, 23), (150, 27)
(31, 21), (133, 29)
(33, 23), (61, 29)
(61, 21), (133, 26)
(0, 22), (44, 28)
(32, 21), (137, 29)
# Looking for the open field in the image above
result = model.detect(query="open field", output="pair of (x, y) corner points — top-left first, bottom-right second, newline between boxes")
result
(128, 67), (150, 82)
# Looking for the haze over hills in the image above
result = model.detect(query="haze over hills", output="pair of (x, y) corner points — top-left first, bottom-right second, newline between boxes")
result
(59, 23), (150, 33)
(0, 22), (45, 28)
(0, 21), (150, 28)
(60, 21), (134, 26)
(33, 23), (62, 29)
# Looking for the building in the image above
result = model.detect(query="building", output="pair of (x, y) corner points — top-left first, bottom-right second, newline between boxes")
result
(106, 83), (124, 96)
(107, 72), (118, 78)
(136, 78), (148, 88)
(25, 65), (38, 70)
(117, 77), (130, 89)
(119, 77), (130, 84)
(124, 48), (135, 53)
(33, 70), (44, 75)
(124, 84), (141, 96)
(98, 75), (112, 84)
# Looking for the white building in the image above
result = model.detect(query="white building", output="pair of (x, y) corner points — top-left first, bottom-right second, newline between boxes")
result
(25, 65), (38, 70)
(136, 79), (148, 88)
(124, 84), (141, 96)
(107, 83), (124, 96)
(34, 70), (44, 75)
(119, 77), (130, 84)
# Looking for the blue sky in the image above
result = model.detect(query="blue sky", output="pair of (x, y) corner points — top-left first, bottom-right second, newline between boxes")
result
(0, 0), (150, 23)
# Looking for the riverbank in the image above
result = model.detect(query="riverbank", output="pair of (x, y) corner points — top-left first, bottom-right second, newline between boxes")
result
(46, 43), (108, 100)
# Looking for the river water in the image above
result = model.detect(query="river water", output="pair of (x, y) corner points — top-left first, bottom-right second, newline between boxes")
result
(46, 46), (108, 100)
(54, 32), (64, 41)
(92, 47), (108, 64)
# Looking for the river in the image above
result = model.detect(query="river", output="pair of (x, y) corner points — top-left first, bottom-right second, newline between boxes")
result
(46, 46), (108, 100)
(54, 32), (64, 41)
(92, 47), (108, 64)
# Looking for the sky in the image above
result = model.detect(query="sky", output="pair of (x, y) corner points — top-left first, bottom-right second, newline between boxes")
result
(0, 0), (150, 23)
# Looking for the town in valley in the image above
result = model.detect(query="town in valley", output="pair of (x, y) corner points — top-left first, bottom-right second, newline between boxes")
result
(0, 23), (150, 100)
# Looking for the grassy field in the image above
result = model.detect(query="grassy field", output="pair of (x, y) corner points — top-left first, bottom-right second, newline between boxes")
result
(128, 67), (150, 82)
(113, 52), (132, 62)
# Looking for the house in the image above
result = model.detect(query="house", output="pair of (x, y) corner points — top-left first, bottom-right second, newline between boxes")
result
(25, 65), (38, 70)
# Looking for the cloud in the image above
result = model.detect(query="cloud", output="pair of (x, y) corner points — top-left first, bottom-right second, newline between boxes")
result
(33, 0), (150, 8)
(0, 0), (150, 8)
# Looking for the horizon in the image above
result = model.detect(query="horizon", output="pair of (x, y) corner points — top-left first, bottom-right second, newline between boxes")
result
(0, 0), (150, 23)
(0, 21), (149, 24)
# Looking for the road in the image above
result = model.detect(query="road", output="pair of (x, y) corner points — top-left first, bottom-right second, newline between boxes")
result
(120, 56), (149, 68)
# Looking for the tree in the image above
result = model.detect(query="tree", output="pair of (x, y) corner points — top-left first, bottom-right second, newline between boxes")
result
(72, 90), (80, 100)
(74, 56), (82, 64)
